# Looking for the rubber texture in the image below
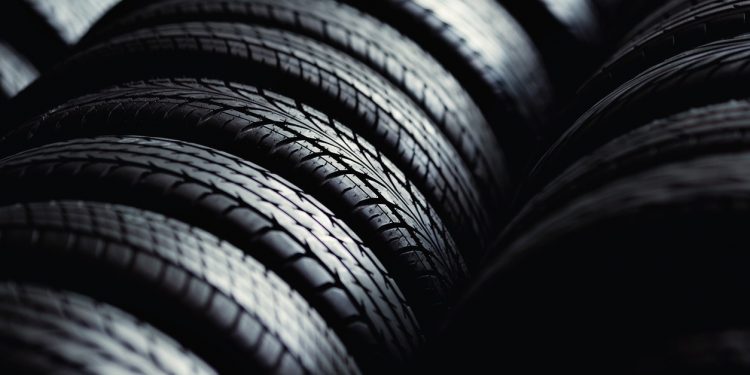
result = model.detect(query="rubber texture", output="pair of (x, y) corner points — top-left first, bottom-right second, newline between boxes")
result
(81, 0), (510, 210)
(502, 100), (750, 259)
(530, 33), (750, 194)
(0, 200), (359, 374)
(0, 135), (431, 371)
(499, 0), (604, 93)
(0, 282), (216, 374)
(0, 78), (467, 332)
(578, 0), (750, 118)
(442, 150), (750, 373)
(0, 39), (37, 100)
(5, 21), (493, 253)
(342, 0), (554, 171)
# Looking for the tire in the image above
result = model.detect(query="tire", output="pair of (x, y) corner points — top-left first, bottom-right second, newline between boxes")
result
(0, 282), (215, 374)
(0, 78), (468, 329)
(578, 0), (750, 117)
(0, 200), (359, 374)
(505, 100), (750, 254)
(617, 0), (711, 45)
(22, 0), (121, 45)
(530, 33), (750, 194)
(6, 21), (493, 253)
(0, 39), (37, 100)
(443, 150), (750, 373)
(342, 0), (554, 169)
(0, 135), (427, 371)
(81, 0), (509, 210)
(498, 0), (604, 93)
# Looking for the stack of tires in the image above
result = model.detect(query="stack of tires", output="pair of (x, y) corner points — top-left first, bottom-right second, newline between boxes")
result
(0, 0), (542, 373)
(4, 0), (737, 373)
(444, 0), (750, 373)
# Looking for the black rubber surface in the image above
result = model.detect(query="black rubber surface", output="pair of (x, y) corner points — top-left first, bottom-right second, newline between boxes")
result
(441, 150), (750, 373)
(342, 0), (554, 171)
(0, 136), (426, 371)
(82, 0), (510, 210)
(578, 0), (750, 117)
(0, 282), (216, 374)
(530, 33), (750, 194)
(0, 79), (467, 335)
(0, 200), (358, 374)
(502, 99), (750, 259)
(5, 21), (493, 253)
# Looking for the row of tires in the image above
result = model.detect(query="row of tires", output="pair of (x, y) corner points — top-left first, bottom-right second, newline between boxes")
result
(0, 0), (615, 373)
(0, 0), (685, 373)
(444, 0), (750, 373)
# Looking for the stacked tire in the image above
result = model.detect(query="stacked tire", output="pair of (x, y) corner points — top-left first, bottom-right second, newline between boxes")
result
(0, 0), (589, 373)
(443, 0), (750, 373)
(7, 0), (735, 373)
